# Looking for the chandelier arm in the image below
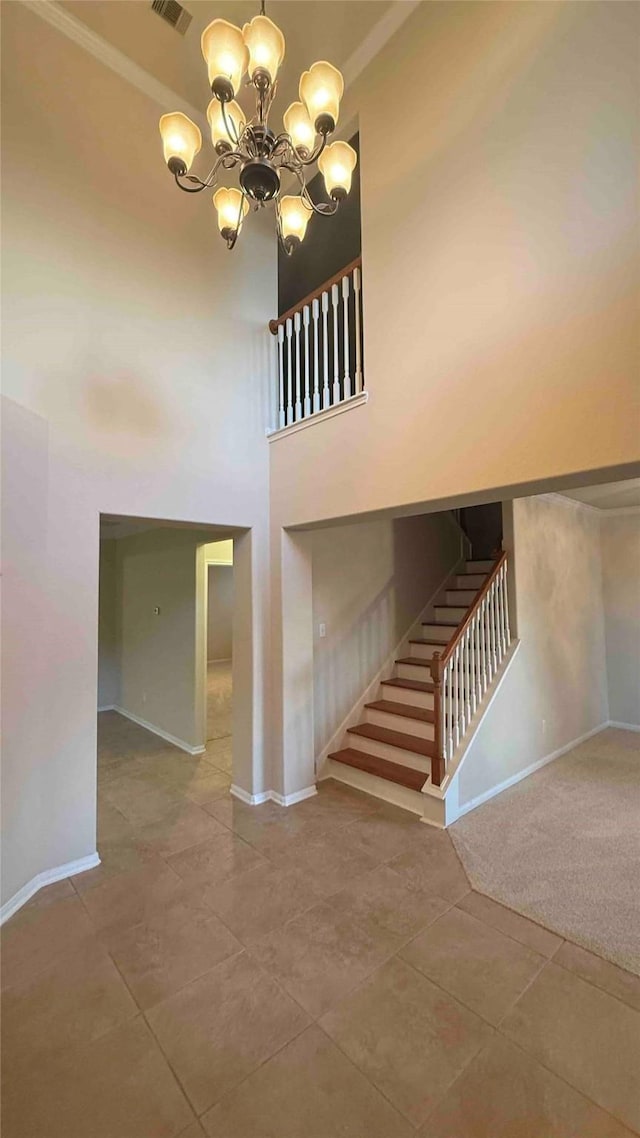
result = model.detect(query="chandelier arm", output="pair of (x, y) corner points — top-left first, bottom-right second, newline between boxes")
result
(221, 100), (241, 146)
(297, 132), (328, 168)
(173, 150), (243, 193)
(301, 182), (340, 216)
(274, 197), (295, 257)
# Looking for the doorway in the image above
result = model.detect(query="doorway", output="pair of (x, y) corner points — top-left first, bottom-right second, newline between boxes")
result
(204, 540), (234, 776)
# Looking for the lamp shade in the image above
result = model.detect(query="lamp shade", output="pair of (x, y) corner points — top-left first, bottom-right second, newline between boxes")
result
(159, 112), (202, 173)
(299, 61), (343, 133)
(242, 15), (285, 84)
(213, 187), (249, 237)
(207, 98), (245, 153)
(279, 195), (312, 245)
(283, 101), (315, 156)
(318, 140), (357, 199)
(201, 19), (248, 100)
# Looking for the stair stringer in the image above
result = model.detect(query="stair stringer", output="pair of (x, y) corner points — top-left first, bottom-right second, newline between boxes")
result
(316, 552), (468, 782)
(421, 639), (522, 826)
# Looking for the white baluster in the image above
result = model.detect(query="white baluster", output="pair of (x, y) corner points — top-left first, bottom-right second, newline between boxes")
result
(312, 297), (320, 413)
(303, 304), (311, 419)
(447, 662), (454, 760)
(503, 562), (511, 647)
(470, 618), (477, 715)
(496, 569), (505, 659)
(331, 282), (340, 404)
(285, 317), (293, 425)
(479, 598), (487, 695)
(493, 580), (502, 666)
(353, 265), (363, 393)
(342, 274), (351, 399)
(294, 311), (302, 420)
(321, 291), (330, 409)
(490, 581), (498, 672)
(277, 324), (285, 428)
(465, 628), (472, 723)
(454, 643), (460, 747)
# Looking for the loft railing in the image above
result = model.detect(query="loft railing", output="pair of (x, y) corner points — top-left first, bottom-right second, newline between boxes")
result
(268, 256), (363, 430)
(429, 552), (511, 786)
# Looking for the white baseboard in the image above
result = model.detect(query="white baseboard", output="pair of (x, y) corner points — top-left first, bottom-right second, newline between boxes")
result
(270, 786), (317, 807)
(230, 784), (317, 807)
(607, 720), (640, 733)
(451, 721), (609, 823)
(0, 852), (100, 926)
(230, 784), (271, 806)
(113, 706), (205, 755)
(97, 705), (116, 713)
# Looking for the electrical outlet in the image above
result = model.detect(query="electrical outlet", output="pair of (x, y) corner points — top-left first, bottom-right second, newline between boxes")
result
(319, 622), (326, 638)
(154, 606), (161, 615)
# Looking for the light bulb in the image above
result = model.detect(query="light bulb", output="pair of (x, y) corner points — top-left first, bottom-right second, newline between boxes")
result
(159, 112), (202, 175)
(279, 195), (312, 251)
(213, 187), (249, 239)
(283, 101), (315, 157)
(201, 19), (248, 101)
(299, 61), (344, 134)
(318, 140), (357, 200)
(242, 15), (285, 85)
(207, 99), (245, 154)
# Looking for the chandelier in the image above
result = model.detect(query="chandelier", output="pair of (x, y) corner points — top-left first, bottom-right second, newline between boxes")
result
(158, 2), (357, 254)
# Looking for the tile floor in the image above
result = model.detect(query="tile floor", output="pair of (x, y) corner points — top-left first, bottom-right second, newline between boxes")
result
(1, 711), (639, 1137)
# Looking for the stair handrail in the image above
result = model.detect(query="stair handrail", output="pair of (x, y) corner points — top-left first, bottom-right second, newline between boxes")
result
(268, 255), (362, 334)
(429, 550), (509, 786)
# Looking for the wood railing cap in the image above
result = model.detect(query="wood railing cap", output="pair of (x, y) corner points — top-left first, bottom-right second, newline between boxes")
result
(269, 255), (362, 335)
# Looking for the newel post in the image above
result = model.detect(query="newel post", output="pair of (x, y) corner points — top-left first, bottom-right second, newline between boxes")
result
(429, 651), (445, 787)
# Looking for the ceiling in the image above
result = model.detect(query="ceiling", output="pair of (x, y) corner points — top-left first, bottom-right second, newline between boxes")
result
(100, 514), (238, 539)
(561, 479), (640, 511)
(60, 0), (397, 120)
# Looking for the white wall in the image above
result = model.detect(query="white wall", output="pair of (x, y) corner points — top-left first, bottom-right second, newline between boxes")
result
(208, 565), (234, 661)
(1, 4), (274, 908)
(456, 495), (609, 808)
(312, 512), (462, 753)
(98, 539), (119, 709)
(602, 513), (640, 727)
(116, 529), (205, 749)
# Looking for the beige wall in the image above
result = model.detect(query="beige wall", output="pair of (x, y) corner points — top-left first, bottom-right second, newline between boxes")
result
(270, 1), (638, 530)
(208, 565), (234, 662)
(116, 530), (205, 749)
(312, 512), (462, 752)
(204, 540), (234, 566)
(1, 4), (274, 907)
(98, 539), (119, 709)
(602, 513), (640, 726)
(456, 495), (609, 807)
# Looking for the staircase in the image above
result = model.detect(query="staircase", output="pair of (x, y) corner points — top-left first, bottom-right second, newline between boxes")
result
(326, 555), (511, 821)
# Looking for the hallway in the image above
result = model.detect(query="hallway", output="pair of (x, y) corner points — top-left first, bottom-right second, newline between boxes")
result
(207, 659), (232, 744)
(1, 714), (639, 1136)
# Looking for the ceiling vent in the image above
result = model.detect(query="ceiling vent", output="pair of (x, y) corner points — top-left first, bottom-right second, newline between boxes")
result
(151, 0), (192, 36)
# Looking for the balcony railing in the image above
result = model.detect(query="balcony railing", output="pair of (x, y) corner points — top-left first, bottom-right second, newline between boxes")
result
(269, 256), (363, 431)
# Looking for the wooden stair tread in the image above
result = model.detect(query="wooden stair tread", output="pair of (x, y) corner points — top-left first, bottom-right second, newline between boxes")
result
(381, 677), (435, 694)
(435, 604), (470, 610)
(410, 638), (450, 646)
(422, 621), (458, 628)
(329, 748), (426, 791)
(396, 656), (432, 668)
(348, 722), (436, 757)
(365, 699), (435, 724)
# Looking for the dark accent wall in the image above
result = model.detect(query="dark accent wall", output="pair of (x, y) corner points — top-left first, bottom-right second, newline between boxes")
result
(277, 132), (361, 316)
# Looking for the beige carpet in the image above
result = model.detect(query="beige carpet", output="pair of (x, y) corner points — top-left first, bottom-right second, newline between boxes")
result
(207, 659), (232, 742)
(451, 727), (640, 976)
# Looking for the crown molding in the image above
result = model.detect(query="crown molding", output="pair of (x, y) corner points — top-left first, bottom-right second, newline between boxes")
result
(341, 0), (421, 90)
(547, 492), (640, 517)
(21, 1), (206, 128)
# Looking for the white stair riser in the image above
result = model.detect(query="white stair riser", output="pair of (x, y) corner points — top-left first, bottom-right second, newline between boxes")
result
(446, 590), (477, 606)
(397, 661), (433, 681)
(409, 642), (439, 661)
(346, 731), (432, 773)
(456, 574), (486, 589)
(466, 560), (495, 573)
(322, 763), (427, 815)
(365, 707), (435, 740)
(435, 606), (467, 623)
(380, 684), (434, 711)
(421, 624), (453, 642)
